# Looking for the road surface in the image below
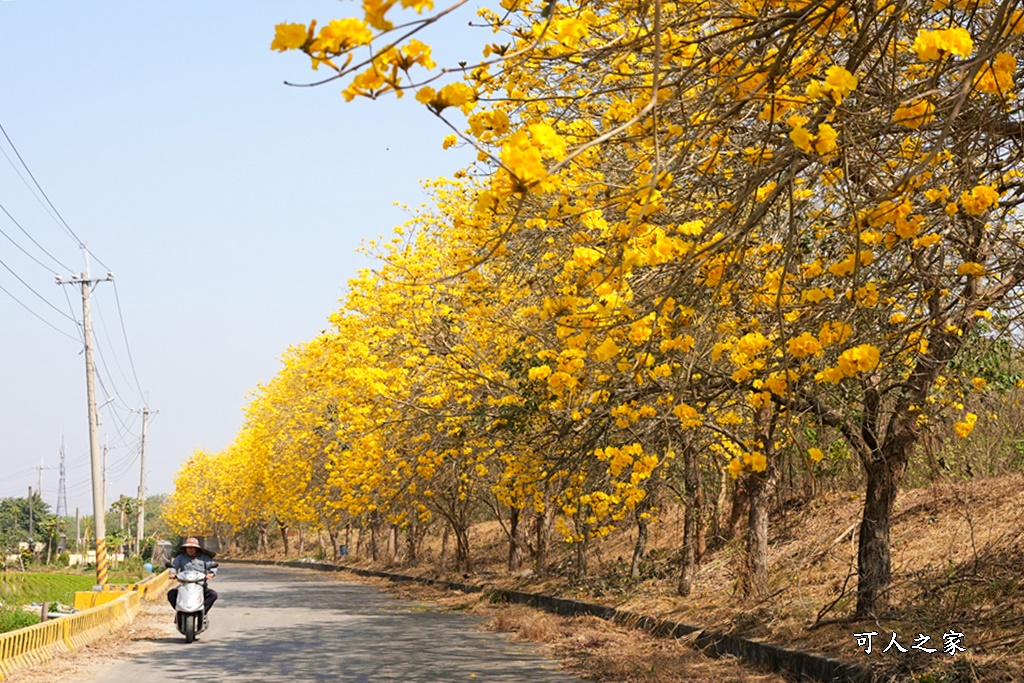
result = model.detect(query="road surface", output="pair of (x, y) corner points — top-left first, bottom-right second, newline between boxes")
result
(83, 563), (582, 682)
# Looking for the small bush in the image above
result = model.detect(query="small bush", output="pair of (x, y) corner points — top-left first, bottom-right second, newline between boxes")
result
(0, 606), (40, 634)
(120, 555), (144, 573)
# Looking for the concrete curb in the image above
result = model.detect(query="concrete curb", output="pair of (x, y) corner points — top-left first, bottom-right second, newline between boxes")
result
(224, 558), (874, 683)
(0, 592), (141, 681)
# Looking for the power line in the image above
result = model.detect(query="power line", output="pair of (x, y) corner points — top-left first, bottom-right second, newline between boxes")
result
(0, 204), (69, 273)
(0, 120), (108, 269)
(112, 281), (146, 403)
(92, 295), (136, 409)
(60, 284), (86, 342)
(100, 403), (141, 450)
(91, 291), (146, 410)
(0, 255), (77, 322)
(0, 279), (80, 341)
(1, 122), (148, 413)
(0, 145), (74, 265)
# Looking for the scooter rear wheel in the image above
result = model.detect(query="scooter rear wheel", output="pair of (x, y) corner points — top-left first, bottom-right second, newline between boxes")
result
(184, 613), (196, 643)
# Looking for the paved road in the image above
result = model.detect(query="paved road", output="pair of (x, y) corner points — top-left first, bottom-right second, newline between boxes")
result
(85, 563), (583, 682)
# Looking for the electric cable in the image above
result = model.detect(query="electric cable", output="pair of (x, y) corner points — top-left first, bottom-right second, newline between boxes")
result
(0, 120), (107, 270)
(0, 280), (80, 341)
(112, 280), (146, 404)
(0, 255), (78, 322)
(92, 292), (138, 409)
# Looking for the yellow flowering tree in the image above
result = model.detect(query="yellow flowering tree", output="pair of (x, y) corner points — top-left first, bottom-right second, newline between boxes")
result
(161, 0), (1024, 620)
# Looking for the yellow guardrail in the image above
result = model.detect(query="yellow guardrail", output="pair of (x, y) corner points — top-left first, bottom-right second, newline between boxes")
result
(73, 568), (175, 610)
(0, 569), (172, 681)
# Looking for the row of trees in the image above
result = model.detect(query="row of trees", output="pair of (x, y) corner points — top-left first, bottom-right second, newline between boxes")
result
(0, 495), (54, 555)
(169, 0), (1024, 617)
(0, 494), (172, 567)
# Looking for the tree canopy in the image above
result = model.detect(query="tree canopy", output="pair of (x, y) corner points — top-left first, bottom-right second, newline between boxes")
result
(171, 0), (1024, 617)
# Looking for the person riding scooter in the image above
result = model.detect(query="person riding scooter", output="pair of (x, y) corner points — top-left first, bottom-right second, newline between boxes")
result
(167, 537), (218, 614)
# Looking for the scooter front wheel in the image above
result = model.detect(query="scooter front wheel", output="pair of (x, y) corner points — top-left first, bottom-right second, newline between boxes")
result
(183, 613), (196, 643)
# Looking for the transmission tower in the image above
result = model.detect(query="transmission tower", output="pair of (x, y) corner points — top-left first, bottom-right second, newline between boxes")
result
(56, 436), (68, 519)
(56, 436), (69, 553)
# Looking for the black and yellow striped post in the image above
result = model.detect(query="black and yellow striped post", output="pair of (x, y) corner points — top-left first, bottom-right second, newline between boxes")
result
(94, 538), (108, 587)
(59, 269), (114, 590)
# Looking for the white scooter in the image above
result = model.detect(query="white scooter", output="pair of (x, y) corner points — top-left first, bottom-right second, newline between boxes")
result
(167, 561), (217, 643)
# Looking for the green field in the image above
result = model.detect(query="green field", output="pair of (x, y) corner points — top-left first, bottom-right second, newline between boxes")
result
(0, 568), (148, 634)
(0, 573), (97, 606)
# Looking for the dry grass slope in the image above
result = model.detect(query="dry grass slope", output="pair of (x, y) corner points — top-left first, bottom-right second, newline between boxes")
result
(326, 474), (1024, 682)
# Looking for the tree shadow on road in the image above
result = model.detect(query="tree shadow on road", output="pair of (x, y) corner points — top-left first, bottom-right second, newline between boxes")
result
(136, 565), (579, 682)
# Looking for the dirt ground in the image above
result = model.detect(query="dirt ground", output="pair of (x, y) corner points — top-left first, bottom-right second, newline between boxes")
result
(3, 599), (170, 683)
(304, 474), (1024, 683)
(335, 573), (796, 683)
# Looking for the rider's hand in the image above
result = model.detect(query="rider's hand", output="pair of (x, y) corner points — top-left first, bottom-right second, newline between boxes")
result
(206, 573), (215, 580)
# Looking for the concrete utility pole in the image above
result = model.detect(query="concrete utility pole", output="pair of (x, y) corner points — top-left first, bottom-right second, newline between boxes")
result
(136, 407), (156, 553)
(102, 443), (108, 510)
(57, 268), (114, 587)
(27, 486), (34, 546)
(34, 458), (56, 512)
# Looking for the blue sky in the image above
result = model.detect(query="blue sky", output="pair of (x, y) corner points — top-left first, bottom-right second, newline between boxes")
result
(0, 1), (482, 519)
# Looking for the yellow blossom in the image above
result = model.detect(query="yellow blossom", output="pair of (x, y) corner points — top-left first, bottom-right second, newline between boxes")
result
(673, 403), (701, 429)
(956, 261), (986, 276)
(893, 100), (935, 129)
(836, 344), (881, 377)
(787, 332), (823, 358)
(960, 185), (1000, 215)
(974, 53), (1016, 97)
(953, 412), (977, 437)
(272, 23), (309, 52)
(912, 28), (973, 62)
(593, 337), (621, 361)
(528, 365), (552, 381)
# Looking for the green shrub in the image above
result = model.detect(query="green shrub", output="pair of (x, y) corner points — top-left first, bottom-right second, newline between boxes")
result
(0, 606), (40, 634)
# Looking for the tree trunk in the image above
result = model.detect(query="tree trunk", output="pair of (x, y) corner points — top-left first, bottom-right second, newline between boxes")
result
(258, 521), (268, 555)
(573, 531), (588, 580)
(856, 451), (905, 616)
(678, 445), (703, 595)
(387, 525), (399, 565)
(298, 526), (305, 556)
(532, 504), (553, 570)
(631, 505), (648, 580)
(453, 522), (471, 573)
(439, 523), (450, 571)
(707, 467), (727, 551)
(405, 527), (415, 564)
(279, 522), (290, 556)
(726, 477), (748, 543)
(508, 507), (525, 571)
(742, 467), (776, 598)
(328, 528), (340, 561)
